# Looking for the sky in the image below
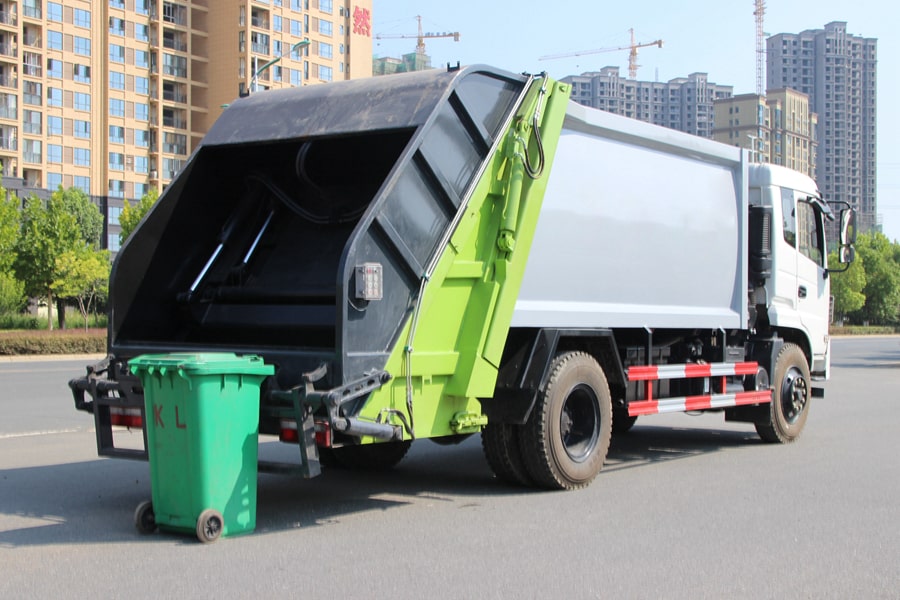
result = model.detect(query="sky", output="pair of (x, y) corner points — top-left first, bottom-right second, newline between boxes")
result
(371, 0), (900, 242)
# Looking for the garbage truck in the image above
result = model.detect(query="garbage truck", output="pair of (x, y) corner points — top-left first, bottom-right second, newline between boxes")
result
(70, 65), (855, 491)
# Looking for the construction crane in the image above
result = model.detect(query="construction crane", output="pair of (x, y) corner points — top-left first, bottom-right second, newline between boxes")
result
(754, 0), (766, 96)
(375, 15), (460, 56)
(539, 29), (663, 79)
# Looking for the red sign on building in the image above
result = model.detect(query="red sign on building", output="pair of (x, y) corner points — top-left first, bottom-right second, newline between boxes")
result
(353, 6), (371, 37)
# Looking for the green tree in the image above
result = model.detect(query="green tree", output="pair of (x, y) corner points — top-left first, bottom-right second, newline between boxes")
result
(850, 232), (900, 325)
(120, 188), (159, 244)
(49, 187), (105, 328)
(0, 270), (25, 314)
(828, 250), (866, 323)
(55, 186), (104, 249)
(0, 192), (19, 273)
(52, 246), (110, 330)
(13, 196), (81, 330)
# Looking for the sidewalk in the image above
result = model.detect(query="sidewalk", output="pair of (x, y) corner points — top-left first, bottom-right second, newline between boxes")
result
(0, 353), (105, 363)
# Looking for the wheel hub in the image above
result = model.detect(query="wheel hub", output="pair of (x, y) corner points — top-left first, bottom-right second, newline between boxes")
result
(781, 367), (808, 423)
(560, 384), (600, 463)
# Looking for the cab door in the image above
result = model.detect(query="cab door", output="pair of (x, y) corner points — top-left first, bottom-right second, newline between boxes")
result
(793, 192), (830, 365)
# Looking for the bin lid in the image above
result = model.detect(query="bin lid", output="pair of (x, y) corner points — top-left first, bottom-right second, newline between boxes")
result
(129, 353), (274, 377)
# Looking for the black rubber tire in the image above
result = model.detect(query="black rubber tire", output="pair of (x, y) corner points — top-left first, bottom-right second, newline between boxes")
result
(756, 343), (811, 443)
(196, 509), (224, 544)
(482, 423), (533, 487)
(134, 500), (157, 534)
(330, 440), (412, 470)
(519, 352), (612, 490)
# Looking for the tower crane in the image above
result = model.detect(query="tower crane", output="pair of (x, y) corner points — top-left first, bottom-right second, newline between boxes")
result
(375, 15), (460, 56)
(539, 29), (663, 79)
(754, 0), (766, 96)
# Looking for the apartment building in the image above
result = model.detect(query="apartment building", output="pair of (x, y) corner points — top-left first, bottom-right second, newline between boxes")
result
(712, 88), (818, 179)
(563, 66), (732, 138)
(767, 21), (877, 233)
(0, 0), (372, 250)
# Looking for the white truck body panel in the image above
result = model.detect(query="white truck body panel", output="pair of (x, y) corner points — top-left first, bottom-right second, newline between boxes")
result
(513, 101), (750, 330)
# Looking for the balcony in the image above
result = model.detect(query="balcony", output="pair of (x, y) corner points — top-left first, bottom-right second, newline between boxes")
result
(162, 65), (187, 78)
(0, 135), (16, 150)
(0, 42), (15, 57)
(162, 115), (186, 129)
(0, 11), (17, 27)
(22, 6), (40, 19)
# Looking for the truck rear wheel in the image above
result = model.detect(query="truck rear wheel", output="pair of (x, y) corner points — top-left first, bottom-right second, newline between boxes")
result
(755, 343), (810, 443)
(329, 440), (412, 470)
(482, 423), (533, 486)
(519, 352), (612, 490)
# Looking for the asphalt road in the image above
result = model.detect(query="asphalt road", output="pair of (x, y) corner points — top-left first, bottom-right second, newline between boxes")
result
(1, 338), (898, 598)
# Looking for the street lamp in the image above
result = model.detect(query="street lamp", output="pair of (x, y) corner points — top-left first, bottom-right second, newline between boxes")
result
(249, 38), (310, 94)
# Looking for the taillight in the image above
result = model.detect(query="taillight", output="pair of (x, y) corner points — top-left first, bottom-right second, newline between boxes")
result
(279, 419), (332, 447)
(109, 407), (143, 428)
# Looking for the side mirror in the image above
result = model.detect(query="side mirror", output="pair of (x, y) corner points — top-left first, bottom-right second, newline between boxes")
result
(840, 209), (857, 246)
(840, 245), (856, 265)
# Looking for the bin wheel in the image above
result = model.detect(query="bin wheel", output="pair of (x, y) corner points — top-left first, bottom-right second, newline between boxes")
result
(134, 500), (157, 534)
(196, 509), (224, 543)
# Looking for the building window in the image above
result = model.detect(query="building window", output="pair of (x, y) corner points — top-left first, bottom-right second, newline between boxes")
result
(273, 15), (282, 32)
(74, 120), (90, 139)
(319, 42), (332, 59)
(48, 87), (63, 107)
(48, 31), (63, 50)
(110, 72), (125, 90)
(73, 64), (91, 83)
(135, 103), (149, 121)
(74, 148), (91, 167)
(109, 180), (125, 198)
(319, 65), (332, 81)
(135, 130), (150, 147)
(319, 20), (332, 36)
(47, 2), (63, 21)
(108, 206), (122, 226)
(48, 144), (63, 164)
(291, 19), (302, 37)
(135, 24), (150, 42)
(135, 156), (149, 174)
(109, 0), (125, 9)
(110, 44), (125, 63)
(48, 116), (62, 136)
(23, 110), (41, 135)
(108, 234), (121, 253)
(134, 183), (148, 198)
(163, 54), (187, 78)
(291, 0), (302, 11)
(135, 0), (150, 16)
(47, 59), (63, 79)
(74, 92), (90, 112)
(320, 0), (332, 12)
(135, 76), (150, 95)
(110, 17), (125, 36)
(134, 50), (149, 68)
(74, 7), (92, 28)
(73, 176), (90, 193)
(47, 172), (62, 190)
(109, 125), (125, 144)
(23, 139), (41, 164)
(110, 98), (125, 117)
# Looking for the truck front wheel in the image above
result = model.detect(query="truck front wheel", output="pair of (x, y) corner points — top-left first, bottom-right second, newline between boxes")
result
(755, 343), (810, 443)
(519, 352), (612, 490)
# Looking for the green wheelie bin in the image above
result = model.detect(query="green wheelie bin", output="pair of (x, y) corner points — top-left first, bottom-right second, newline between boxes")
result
(129, 353), (273, 543)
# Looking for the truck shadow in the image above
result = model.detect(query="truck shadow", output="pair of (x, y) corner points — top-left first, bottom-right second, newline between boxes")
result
(0, 425), (760, 546)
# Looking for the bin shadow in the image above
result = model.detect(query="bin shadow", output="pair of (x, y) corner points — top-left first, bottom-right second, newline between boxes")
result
(0, 423), (760, 546)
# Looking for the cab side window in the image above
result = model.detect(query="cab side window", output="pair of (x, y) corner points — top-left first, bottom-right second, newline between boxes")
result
(781, 187), (796, 248)
(797, 201), (824, 267)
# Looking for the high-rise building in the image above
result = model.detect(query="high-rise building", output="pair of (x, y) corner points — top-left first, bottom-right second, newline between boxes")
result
(767, 21), (877, 233)
(563, 66), (732, 138)
(0, 0), (373, 250)
(712, 88), (818, 179)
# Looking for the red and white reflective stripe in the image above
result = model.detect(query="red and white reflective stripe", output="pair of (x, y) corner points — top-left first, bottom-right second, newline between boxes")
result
(628, 389), (772, 417)
(109, 407), (143, 427)
(627, 361), (759, 381)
